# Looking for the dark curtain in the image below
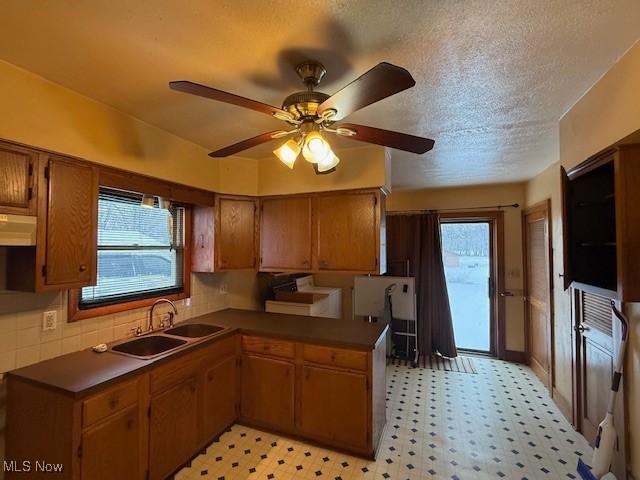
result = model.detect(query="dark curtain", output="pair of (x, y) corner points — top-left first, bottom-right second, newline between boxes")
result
(386, 213), (458, 358)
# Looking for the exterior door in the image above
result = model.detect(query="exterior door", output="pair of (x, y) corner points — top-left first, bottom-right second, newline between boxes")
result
(523, 201), (553, 389)
(575, 291), (626, 479)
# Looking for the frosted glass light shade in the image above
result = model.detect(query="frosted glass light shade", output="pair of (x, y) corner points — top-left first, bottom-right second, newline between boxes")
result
(302, 131), (330, 164)
(316, 152), (340, 172)
(273, 139), (301, 169)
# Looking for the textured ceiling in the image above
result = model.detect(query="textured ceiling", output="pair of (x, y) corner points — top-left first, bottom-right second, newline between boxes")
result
(0, 1), (638, 189)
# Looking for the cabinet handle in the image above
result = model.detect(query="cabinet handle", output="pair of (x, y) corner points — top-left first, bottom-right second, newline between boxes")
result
(79, 265), (87, 272)
(319, 260), (328, 267)
(110, 397), (119, 409)
(190, 384), (196, 393)
(208, 373), (214, 382)
(200, 234), (205, 249)
(126, 419), (134, 430)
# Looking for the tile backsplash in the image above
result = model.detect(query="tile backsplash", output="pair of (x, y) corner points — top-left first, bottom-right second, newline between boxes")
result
(0, 247), (231, 375)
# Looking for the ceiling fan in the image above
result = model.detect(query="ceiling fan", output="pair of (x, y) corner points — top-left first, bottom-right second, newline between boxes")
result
(169, 61), (434, 174)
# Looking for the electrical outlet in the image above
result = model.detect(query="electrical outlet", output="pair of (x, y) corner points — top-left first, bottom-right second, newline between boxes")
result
(42, 311), (57, 331)
(220, 284), (228, 295)
(185, 297), (192, 307)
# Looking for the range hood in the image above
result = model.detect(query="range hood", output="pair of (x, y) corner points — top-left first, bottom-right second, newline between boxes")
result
(0, 214), (37, 246)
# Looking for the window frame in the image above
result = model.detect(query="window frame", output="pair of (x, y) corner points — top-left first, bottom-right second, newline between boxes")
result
(68, 195), (192, 322)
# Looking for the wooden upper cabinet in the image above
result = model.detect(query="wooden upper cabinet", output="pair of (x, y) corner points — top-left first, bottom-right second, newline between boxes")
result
(217, 196), (257, 269)
(192, 195), (257, 272)
(45, 156), (98, 286)
(562, 144), (640, 301)
(315, 191), (384, 273)
(0, 141), (38, 215)
(260, 196), (312, 271)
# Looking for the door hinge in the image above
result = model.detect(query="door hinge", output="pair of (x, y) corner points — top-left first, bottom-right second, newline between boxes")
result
(41, 265), (47, 277)
(28, 163), (34, 176)
(44, 165), (50, 179)
(375, 257), (379, 267)
(27, 187), (33, 201)
(77, 441), (83, 459)
(147, 405), (152, 419)
(145, 469), (150, 480)
(373, 195), (378, 206)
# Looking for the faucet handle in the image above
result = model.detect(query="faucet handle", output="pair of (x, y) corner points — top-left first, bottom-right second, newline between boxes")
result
(130, 326), (143, 337)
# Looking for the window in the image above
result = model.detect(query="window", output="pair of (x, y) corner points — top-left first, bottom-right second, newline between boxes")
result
(79, 188), (186, 309)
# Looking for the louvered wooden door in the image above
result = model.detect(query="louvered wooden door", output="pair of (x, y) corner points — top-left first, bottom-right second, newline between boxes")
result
(524, 203), (553, 389)
(576, 290), (626, 479)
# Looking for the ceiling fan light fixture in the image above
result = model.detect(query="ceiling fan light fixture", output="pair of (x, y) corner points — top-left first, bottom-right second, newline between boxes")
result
(273, 139), (301, 169)
(316, 151), (340, 172)
(302, 131), (331, 164)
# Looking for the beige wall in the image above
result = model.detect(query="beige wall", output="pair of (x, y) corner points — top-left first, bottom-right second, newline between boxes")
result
(558, 39), (640, 477)
(0, 60), (221, 192)
(257, 145), (387, 196)
(524, 162), (575, 414)
(385, 183), (527, 352)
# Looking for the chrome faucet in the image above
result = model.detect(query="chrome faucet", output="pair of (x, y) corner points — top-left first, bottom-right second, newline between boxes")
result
(148, 299), (178, 333)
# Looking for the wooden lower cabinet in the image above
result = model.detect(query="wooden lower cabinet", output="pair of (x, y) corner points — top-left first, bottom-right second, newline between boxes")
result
(80, 406), (143, 480)
(240, 354), (295, 431)
(6, 332), (387, 479)
(202, 356), (238, 442)
(149, 377), (199, 480)
(299, 365), (368, 450)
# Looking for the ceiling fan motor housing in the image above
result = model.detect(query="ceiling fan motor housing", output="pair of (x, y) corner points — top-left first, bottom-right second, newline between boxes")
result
(282, 91), (330, 120)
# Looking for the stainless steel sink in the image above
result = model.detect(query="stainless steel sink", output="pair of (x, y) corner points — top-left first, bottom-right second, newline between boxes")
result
(111, 335), (187, 359)
(164, 323), (224, 338)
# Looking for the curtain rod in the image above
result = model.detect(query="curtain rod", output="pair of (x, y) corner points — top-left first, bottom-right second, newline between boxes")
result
(387, 203), (520, 214)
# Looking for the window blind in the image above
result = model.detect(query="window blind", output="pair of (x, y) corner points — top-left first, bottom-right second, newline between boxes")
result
(80, 188), (185, 308)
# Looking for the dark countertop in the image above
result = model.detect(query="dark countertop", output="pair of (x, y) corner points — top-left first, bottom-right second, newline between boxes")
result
(7, 308), (387, 398)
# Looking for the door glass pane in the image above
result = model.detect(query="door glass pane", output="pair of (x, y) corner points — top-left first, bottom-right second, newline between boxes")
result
(441, 222), (491, 352)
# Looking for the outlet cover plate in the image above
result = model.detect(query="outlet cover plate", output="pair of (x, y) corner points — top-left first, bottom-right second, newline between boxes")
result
(42, 310), (57, 331)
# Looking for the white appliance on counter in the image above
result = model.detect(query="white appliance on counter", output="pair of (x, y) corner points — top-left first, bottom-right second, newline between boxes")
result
(265, 276), (342, 319)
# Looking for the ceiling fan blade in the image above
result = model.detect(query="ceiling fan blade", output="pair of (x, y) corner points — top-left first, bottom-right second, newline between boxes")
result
(334, 123), (435, 154)
(170, 80), (288, 117)
(317, 62), (415, 121)
(208, 131), (284, 157)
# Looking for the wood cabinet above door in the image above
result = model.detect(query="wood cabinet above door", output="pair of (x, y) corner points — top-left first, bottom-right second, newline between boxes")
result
(260, 196), (312, 271)
(0, 141), (38, 215)
(192, 194), (258, 272)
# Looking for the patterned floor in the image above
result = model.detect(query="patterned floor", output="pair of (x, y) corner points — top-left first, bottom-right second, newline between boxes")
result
(176, 357), (591, 480)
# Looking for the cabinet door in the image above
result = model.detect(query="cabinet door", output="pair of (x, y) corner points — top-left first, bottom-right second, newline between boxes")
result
(80, 406), (144, 480)
(241, 355), (294, 430)
(149, 377), (199, 480)
(315, 192), (380, 272)
(202, 356), (238, 442)
(45, 156), (98, 286)
(216, 196), (257, 269)
(0, 142), (37, 215)
(260, 196), (312, 271)
(300, 365), (368, 450)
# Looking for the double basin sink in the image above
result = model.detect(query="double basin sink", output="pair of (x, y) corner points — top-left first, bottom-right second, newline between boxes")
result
(111, 323), (226, 359)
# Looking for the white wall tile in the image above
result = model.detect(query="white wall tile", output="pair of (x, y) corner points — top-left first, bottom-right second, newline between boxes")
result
(0, 272), (233, 373)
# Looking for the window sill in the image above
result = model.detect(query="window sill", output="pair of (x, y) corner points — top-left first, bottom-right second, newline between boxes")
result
(67, 289), (189, 322)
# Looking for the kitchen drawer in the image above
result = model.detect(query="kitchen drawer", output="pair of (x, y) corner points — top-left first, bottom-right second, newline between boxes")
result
(83, 378), (139, 428)
(150, 350), (202, 394)
(242, 336), (295, 359)
(202, 334), (237, 365)
(303, 344), (368, 372)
